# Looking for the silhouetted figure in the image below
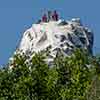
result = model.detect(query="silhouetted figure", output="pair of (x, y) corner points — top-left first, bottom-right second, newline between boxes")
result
(52, 10), (59, 21)
(42, 14), (47, 22)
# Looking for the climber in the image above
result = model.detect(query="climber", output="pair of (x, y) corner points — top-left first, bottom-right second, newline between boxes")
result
(52, 10), (59, 21)
(42, 14), (47, 22)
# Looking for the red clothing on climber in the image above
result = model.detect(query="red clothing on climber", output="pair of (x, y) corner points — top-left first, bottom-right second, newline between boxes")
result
(52, 10), (59, 21)
(42, 14), (47, 22)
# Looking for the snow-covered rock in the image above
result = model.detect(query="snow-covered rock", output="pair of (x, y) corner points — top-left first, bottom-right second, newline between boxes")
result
(10, 18), (94, 66)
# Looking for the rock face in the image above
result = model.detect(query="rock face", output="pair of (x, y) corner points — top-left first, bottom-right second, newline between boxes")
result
(12, 18), (94, 65)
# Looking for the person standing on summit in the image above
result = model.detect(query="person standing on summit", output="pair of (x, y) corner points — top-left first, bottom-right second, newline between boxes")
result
(42, 14), (47, 22)
(52, 10), (59, 21)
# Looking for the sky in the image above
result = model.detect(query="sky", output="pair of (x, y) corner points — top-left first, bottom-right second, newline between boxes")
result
(0, 0), (100, 66)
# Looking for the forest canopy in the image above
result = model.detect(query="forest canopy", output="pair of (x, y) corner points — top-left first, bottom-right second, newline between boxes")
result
(0, 49), (100, 100)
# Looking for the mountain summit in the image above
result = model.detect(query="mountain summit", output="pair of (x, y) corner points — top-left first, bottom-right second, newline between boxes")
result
(10, 17), (94, 66)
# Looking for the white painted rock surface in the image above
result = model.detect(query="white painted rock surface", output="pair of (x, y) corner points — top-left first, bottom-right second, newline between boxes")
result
(10, 18), (94, 66)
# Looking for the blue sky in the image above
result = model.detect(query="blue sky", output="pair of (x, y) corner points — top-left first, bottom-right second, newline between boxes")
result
(0, 0), (100, 65)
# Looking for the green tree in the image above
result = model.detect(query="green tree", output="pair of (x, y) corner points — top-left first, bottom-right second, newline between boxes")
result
(0, 49), (100, 100)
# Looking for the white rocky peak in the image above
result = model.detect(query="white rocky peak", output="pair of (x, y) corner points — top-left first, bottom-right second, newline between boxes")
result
(10, 18), (93, 66)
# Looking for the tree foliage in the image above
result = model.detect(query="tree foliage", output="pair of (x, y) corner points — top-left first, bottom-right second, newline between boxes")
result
(0, 49), (100, 100)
